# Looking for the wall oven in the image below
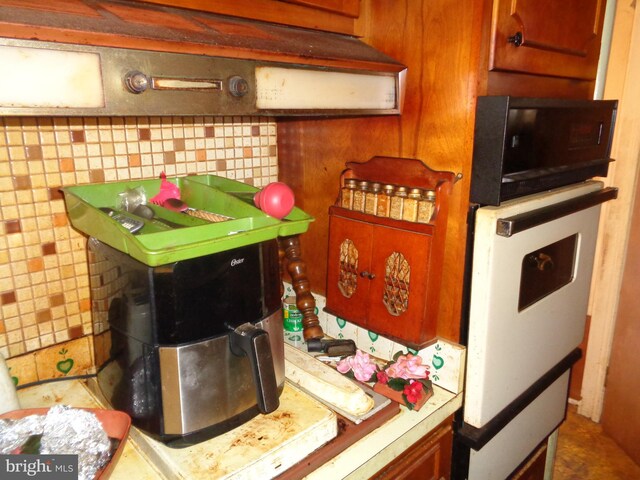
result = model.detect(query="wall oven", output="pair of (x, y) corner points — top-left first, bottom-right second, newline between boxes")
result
(453, 96), (618, 479)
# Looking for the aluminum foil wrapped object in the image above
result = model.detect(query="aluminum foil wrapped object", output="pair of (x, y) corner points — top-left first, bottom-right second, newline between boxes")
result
(0, 405), (112, 480)
(0, 413), (40, 452)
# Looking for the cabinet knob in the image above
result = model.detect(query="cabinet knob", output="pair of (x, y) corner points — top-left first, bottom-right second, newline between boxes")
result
(359, 271), (376, 280)
(508, 31), (523, 47)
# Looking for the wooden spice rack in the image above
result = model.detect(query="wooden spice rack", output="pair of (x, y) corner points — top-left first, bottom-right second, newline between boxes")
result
(325, 156), (460, 348)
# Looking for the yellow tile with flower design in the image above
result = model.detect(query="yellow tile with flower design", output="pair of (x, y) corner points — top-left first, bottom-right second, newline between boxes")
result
(34, 336), (92, 381)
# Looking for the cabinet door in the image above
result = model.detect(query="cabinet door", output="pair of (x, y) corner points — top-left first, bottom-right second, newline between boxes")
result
(140, 0), (360, 35)
(366, 226), (432, 342)
(511, 440), (547, 479)
(326, 215), (374, 325)
(371, 421), (453, 480)
(490, 0), (606, 80)
(279, 0), (360, 17)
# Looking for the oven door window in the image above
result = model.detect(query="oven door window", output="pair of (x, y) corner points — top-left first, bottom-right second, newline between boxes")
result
(519, 234), (577, 311)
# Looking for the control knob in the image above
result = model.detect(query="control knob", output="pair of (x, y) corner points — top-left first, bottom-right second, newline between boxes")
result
(228, 76), (249, 97)
(124, 71), (150, 94)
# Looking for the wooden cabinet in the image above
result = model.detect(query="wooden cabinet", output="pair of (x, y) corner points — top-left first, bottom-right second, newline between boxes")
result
(371, 418), (453, 480)
(139, 0), (361, 35)
(510, 439), (548, 480)
(490, 0), (607, 80)
(325, 157), (458, 347)
(327, 211), (434, 344)
(278, 0), (359, 17)
(277, 2), (606, 344)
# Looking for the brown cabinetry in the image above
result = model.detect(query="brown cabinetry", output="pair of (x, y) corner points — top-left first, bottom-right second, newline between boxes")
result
(325, 157), (458, 347)
(279, 0), (359, 17)
(510, 440), (548, 480)
(371, 418), (453, 480)
(490, 0), (607, 80)
(327, 211), (434, 343)
(277, 1), (606, 345)
(139, 0), (361, 34)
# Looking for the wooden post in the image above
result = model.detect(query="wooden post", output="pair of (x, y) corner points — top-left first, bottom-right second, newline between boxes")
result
(279, 235), (324, 340)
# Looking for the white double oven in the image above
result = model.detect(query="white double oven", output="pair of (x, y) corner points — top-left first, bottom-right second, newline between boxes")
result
(454, 96), (618, 479)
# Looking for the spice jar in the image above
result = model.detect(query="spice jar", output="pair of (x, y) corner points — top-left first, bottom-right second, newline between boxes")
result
(376, 184), (395, 217)
(364, 182), (381, 215)
(352, 180), (369, 212)
(389, 186), (408, 220)
(340, 178), (357, 209)
(417, 189), (436, 223)
(402, 188), (422, 222)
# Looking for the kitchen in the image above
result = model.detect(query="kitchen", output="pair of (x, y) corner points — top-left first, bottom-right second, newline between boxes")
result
(1, 0), (639, 479)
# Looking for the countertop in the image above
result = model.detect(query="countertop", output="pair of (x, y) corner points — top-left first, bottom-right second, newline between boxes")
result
(15, 376), (462, 479)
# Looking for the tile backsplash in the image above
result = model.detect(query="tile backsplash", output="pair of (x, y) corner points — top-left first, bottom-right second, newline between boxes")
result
(0, 115), (278, 377)
(281, 283), (466, 395)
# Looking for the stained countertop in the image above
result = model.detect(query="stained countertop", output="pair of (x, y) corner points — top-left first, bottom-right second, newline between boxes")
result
(15, 377), (462, 479)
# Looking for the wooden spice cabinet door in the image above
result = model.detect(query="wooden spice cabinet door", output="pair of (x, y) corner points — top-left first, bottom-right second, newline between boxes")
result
(326, 213), (375, 326)
(325, 212), (434, 345)
(366, 223), (432, 343)
(490, 0), (607, 80)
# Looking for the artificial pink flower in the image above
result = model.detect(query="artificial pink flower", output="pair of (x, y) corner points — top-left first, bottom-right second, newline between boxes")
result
(336, 350), (378, 382)
(336, 357), (352, 374)
(385, 354), (429, 380)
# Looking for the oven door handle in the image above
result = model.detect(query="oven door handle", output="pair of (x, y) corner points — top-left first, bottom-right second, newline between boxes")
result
(496, 187), (618, 237)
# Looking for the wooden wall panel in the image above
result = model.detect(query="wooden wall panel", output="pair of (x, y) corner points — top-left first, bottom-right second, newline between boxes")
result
(278, 0), (489, 341)
(601, 177), (640, 464)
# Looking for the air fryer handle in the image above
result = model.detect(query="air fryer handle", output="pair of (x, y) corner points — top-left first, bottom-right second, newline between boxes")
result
(230, 324), (280, 414)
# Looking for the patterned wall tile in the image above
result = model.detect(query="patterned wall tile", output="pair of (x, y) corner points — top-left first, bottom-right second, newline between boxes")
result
(322, 309), (466, 394)
(0, 115), (278, 382)
(34, 336), (92, 380)
(4, 351), (37, 387)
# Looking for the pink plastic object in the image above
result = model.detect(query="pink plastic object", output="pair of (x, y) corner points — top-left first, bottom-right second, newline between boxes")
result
(162, 198), (188, 212)
(150, 172), (181, 205)
(253, 182), (295, 219)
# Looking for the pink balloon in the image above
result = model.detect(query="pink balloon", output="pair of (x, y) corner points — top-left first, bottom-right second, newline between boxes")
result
(253, 182), (295, 219)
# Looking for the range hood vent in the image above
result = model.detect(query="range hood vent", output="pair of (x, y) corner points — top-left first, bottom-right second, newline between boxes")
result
(0, 0), (406, 117)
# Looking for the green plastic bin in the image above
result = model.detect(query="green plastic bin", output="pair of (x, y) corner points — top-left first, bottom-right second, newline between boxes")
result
(62, 175), (314, 266)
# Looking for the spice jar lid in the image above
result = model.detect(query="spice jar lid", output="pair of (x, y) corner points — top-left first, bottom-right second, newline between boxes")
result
(408, 188), (423, 198)
(370, 182), (382, 192)
(395, 186), (408, 197)
(424, 189), (436, 200)
(382, 184), (395, 194)
(344, 178), (358, 188)
(357, 180), (370, 191)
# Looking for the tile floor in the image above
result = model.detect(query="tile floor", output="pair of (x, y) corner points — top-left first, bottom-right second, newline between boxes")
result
(553, 404), (640, 479)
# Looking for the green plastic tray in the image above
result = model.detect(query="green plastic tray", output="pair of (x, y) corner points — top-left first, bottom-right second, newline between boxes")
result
(62, 175), (314, 266)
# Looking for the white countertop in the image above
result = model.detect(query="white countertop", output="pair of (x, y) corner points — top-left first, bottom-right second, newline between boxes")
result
(16, 379), (162, 480)
(308, 384), (462, 479)
(15, 378), (462, 479)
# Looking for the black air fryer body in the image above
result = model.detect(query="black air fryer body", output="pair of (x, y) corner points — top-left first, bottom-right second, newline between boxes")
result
(88, 237), (284, 447)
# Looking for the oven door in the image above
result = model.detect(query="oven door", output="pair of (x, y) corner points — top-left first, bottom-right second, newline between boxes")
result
(456, 180), (617, 479)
